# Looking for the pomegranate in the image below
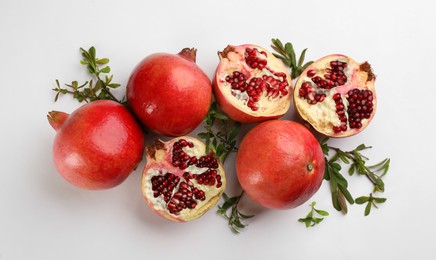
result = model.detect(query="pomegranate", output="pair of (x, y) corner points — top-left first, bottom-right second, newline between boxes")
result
(236, 120), (324, 209)
(47, 100), (145, 190)
(142, 136), (226, 222)
(294, 54), (377, 137)
(213, 44), (292, 123)
(126, 48), (212, 136)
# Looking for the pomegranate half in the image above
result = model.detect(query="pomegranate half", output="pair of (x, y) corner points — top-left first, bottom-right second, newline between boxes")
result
(294, 54), (377, 137)
(236, 120), (325, 209)
(47, 100), (145, 190)
(126, 48), (212, 136)
(213, 44), (292, 123)
(142, 136), (226, 222)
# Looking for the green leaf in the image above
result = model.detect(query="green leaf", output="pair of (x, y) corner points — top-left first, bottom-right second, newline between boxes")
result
(373, 197), (387, 203)
(301, 61), (314, 71)
(297, 48), (308, 67)
(338, 185), (354, 204)
(216, 143), (225, 157)
(239, 212), (255, 219)
(229, 123), (241, 141)
(364, 201), (372, 216)
(348, 164), (356, 175)
(315, 209), (329, 216)
(355, 196), (370, 204)
(100, 66), (111, 73)
(330, 162), (342, 171)
(108, 83), (121, 88)
(96, 58), (109, 64)
(284, 42), (296, 67)
(88, 46), (96, 61)
(337, 191), (348, 214)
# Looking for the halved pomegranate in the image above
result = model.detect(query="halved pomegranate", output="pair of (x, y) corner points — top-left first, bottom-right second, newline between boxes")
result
(142, 137), (226, 222)
(213, 44), (292, 123)
(294, 54), (376, 137)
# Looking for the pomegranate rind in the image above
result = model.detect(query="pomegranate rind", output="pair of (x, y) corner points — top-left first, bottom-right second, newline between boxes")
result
(236, 120), (325, 210)
(213, 44), (292, 123)
(294, 54), (377, 137)
(142, 136), (226, 222)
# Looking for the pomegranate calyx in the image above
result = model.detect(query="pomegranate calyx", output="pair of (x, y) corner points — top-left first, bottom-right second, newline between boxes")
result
(178, 48), (197, 63)
(47, 111), (69, 131)
(145, 140), (166, 160)
(360, 61), (376, 81)
(217, 45), (235, 59)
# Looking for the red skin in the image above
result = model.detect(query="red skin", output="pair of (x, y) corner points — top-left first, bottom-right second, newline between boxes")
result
(126, 49), (212, 136)
(48, 100), (144, 190)
(236, 120), (325, 209)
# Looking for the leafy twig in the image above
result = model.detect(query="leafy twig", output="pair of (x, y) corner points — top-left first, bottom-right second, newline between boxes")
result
(197, 102), (241, 163)
(298, 201), (329, 228)
(52, 46), (123, 104)
(321, 138), (390, 213)
(271, 38), (314, 78)
(217, 192), (254, 234)
(355, 193), (387, 216)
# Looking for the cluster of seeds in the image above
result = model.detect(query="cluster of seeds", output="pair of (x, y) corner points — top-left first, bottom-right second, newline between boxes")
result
(332, 93), (348, 133)
(307, 60), (348, 90)
(245, 47), (268, 70)
(346, 89), (374, 129)
(224, 48), (289, 111)
(151, 139), (222, 215)
(299, 61), (375, 133)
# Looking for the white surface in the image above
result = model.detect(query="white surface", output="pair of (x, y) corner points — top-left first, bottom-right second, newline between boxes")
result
(1, 0), (435, 259)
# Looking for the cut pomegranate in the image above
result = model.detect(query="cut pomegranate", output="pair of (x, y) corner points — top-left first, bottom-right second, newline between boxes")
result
(294, 54), (377, 137)
(142, 137), (226, 222)
(213, 44), (292, 123)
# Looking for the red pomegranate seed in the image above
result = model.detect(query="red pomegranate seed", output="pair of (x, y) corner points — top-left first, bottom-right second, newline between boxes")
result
(307, 69), (316, 77)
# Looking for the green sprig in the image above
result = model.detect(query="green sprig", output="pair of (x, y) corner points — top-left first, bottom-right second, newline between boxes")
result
(217, 192), (254, 234)
(271, 38), (314, 78)
(355, 193), (387, 216)
(321, 138), (390, 213)
(52, 46), (123, 104)
(197, 102), (241, 163)
(298, 201), (329, 228)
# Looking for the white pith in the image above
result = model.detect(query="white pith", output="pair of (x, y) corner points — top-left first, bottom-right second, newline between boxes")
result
(217, 45), (292, 116)
(294, 55), (376, 137)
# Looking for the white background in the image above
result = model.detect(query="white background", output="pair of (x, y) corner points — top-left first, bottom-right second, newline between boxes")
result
(1, 0), (435, 259)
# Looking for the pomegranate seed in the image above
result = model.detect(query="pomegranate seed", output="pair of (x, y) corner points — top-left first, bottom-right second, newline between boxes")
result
(307, 69), (316, 77)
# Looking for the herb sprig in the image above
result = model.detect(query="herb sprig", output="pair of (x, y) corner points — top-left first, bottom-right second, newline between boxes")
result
(52, 46), (123, 104)
(271, 38), (314, 78)
(355, 193), (387, 216)
(217, 192), (254, 234)
(298, 201), (329, 228)
(197, 102), (241, 163)
(197, 103), (254, 233)
(321, 138), (390, 215)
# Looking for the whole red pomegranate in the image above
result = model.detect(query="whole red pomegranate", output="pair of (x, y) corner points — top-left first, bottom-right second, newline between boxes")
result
(213, 44), (292, 123)
(47, 100), (145, 190)
(126, 48), (212, 136)
(294, 54), (376, 137)
(236, 120), (324, 209)
(142, 136), (226, 222)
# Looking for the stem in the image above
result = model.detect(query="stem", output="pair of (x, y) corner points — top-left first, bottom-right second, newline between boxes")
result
(228, 191), (244, 227)
(96, 74), (120, 102)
